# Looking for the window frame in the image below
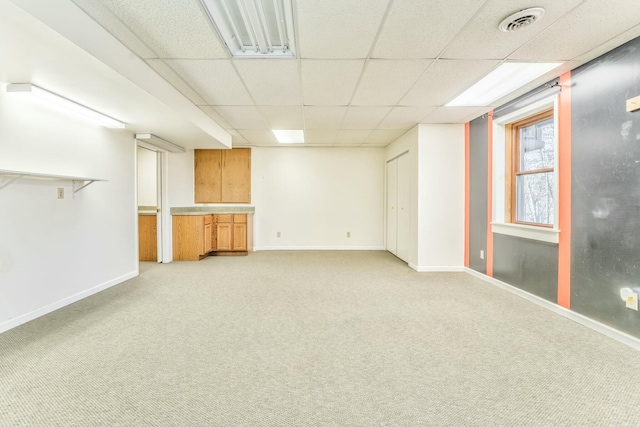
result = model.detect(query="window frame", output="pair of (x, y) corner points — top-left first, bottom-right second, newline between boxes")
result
(491, 95), (560, 244)
(508, 108), (555, 227)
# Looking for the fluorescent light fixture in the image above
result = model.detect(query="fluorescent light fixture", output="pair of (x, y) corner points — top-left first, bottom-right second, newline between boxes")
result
(272, 129), (304, 144)
(135, 133), (186, 153)
(6, 83), (125, 128)
(200, 0), (296, 58)
(446, 62), (561, 107)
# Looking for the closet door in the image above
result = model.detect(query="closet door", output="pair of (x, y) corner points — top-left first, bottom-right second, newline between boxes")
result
(396, 153), (410, 262)
(386, 158), (398, 256)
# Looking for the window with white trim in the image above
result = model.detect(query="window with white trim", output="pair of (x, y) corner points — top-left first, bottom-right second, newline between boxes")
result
(492, 95), (559, 243)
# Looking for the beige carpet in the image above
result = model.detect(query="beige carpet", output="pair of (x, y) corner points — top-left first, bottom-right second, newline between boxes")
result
(1, 250), (639, 426)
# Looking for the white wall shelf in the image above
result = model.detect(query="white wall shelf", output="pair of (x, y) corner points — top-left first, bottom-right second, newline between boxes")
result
(0, 169), (106, 197)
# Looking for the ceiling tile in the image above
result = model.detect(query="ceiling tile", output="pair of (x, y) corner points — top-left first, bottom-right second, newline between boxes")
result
(342, 106), (391, 129)
(373, 0), (486, 59)
(510, 0), (640, 61)
(259, 106), (304, 129)
(214, 106), (267, 130)
(237, 130), (278, 145)
(422, 107), (490, 124)
(296, 0), (390, 59)
(234, 59), (301, 105)
(442, 0), (584, 60)
(351, 60), (432, 105)
(94, 0), (228, 58)
(377, 106), (436, 129)
(400, 59), (499, 106)
(335, 130), (372, 144)
(200, 106), (231, 128)
(304, 129), (339, 144)
(165, 60), (252, 106)
(363, 129), (407, 145)
(301, 60), (365, 105)
(146, 59), (207, 105)
(71, 0), (157, 59)
(303, 107), (348, 129)
(575, 23), (640, 63)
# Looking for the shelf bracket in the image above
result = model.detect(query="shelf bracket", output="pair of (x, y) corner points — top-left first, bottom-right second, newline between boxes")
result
(72, 179), (97, 198)
(0, 174), (25, 191)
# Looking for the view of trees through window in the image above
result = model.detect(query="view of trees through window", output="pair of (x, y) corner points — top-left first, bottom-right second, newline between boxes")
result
(515, 115), (554, 225)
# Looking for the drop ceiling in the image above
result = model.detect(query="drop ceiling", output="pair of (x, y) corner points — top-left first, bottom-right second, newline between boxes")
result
(8, 0), (640, 148)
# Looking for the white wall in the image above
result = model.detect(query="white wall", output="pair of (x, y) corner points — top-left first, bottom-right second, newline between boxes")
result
(168, 147), (385, 249)
(384, 125), (465, 271)
(137, 146), (157, 206)
(416, 124), (465, 270)
(252, 147), (385, 249)
(0, 85), (137, 331)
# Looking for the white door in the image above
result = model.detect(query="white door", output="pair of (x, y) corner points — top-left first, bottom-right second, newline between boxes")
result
(396, 153), (410, 262)
(386, 158), (398, 255)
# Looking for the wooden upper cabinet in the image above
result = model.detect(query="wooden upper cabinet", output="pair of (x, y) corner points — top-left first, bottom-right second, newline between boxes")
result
(194, 148), (251, 204)
(221, 148), (251, 203)
(194, 150), (222, 203)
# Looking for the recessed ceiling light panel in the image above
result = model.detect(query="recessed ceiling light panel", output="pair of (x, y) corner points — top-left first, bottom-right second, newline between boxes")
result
(446, 62), (561, 107)
(200, 0), (296, 58)
(273, 129), (304, 144)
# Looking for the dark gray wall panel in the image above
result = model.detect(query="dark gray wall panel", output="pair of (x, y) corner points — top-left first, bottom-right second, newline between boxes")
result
(493, 235), (558, 303)
(468, 117), (488, 273)
(571, 37), (640, 337)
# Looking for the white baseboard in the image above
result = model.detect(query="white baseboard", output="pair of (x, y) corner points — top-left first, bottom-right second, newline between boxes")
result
(464, 267), (640, 351)
(0, 270), (138, 334)
(409, 263), (464, 272)
(253, 246), (385, 251)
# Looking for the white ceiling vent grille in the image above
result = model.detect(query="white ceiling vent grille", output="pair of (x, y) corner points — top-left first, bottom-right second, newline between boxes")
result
(499, 7), (545, 32)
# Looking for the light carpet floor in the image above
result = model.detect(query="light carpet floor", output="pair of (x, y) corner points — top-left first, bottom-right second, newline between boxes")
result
(1, 250), (640, 427)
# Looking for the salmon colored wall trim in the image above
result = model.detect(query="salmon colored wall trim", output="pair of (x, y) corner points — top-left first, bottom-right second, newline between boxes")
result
(486, 112), (494, 277)
(557, 72), (572, 308)
(464, 122), (470, 267)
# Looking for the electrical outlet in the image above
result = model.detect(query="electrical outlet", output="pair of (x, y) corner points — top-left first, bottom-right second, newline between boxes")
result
(277, 231), (281, 238)
(480, 250), (485, 259)
(346, 231), (351, 238)
(57, 187), (64, 199)
(626, 292), (639, 311)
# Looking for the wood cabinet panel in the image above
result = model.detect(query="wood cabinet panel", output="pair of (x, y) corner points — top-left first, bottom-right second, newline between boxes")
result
(194, 150), (222, 203)
(221, 148), (251, 203)
(232, 223), (247, 251)
(138, 215), (157, 262)
(194, 148), (251, 204)
(216, 222), (232, 250)
(172, 215), (213, 260)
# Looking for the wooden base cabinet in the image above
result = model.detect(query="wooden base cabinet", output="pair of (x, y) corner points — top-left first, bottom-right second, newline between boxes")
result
(172, 215), (214, 261)
(138, 215), (157, 262)
(212, 214), (249, 255)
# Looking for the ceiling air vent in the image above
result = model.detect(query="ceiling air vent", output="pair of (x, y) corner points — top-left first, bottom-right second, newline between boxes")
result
(499, 7), (545, 32)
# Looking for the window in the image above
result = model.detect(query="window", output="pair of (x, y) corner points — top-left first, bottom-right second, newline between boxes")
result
(491, 95), (559, 243)
(507, 109), (555, 226)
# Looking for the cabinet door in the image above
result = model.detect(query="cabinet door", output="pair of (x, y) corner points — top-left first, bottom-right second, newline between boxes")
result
(203, 223), (213, 254)
(216, 223), (233, 250)
(194, 150), (222, 203)
(138, 215), (157, 262)
(232, 223), (247, 251)
(221, 148), (251, 203)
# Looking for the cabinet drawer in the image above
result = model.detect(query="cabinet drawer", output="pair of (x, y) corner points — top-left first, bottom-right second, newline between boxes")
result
(233, 214), (247, 223)
(215, 214), (233, 223)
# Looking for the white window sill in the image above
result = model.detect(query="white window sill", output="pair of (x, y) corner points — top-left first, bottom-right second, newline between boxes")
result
(491, 222), (559, 244)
